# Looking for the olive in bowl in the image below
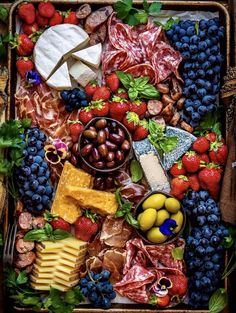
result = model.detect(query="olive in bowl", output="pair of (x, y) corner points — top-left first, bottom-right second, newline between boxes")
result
(78, 117), (132, 172)
(135, 191), (186, 245)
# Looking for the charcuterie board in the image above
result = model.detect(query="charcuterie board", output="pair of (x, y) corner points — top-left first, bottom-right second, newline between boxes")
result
(2, 0), (231, 312)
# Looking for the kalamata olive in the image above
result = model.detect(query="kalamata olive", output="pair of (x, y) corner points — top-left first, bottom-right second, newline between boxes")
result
(110, 121), (118, 132)
(93, 177), (105, 190)
(105, 140), (117, 151)
(95, 119), (107, 129)
(88, 155), (94, 163)
(97, 130), (106, 144)
(106, 176), (115, 189)
(70, 154), (78, 166)
(116, 150), (125, 163)
(117, 128), (125, 141)
(121, 140), (130, 151)
(106, 161), (116, 168)
(109, 133), (123, 145)
(104, 127), (110, 139)
(89, 126), (96, 131)
(107, 151), (115, 162)
(92, 147), (100, 161)
(93, 161), (105, 169)
(83, 130), (97, 139)
(82, 138), (90, 145)
(72, 143), (79, 156)
(80, 143), (93, 156)
(98, 144), (108, 158)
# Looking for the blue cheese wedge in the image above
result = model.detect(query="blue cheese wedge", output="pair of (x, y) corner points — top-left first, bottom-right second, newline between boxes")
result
(34, 24), (89, 81)
(72, 43), (102, 69)
(69, 60), (97, 87)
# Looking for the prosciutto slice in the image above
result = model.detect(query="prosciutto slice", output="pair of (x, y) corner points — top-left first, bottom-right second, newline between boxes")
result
(102, 14), (182, 84)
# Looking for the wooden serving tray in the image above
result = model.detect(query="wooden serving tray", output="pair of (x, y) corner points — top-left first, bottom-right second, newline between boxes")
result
(5, 1), (231, 312)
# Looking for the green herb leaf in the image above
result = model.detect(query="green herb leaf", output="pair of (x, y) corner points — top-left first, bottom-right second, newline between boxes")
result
(195, 20), (199, 35)
(44, 223), (53, 237)
(44, 210), (59, 222)
(130, 160), (143, 183)
(143, 0), (149, 12)
(24, 229), (49, 242)
(194, 110), (222, 136)
(126, 213), (140, 228)
(0, 36), (6, 59)
(148, 2), (162, 15)
(123, 13), (140, 26)
(162, 17), (180, 30)
(53, 229), (71, 240)
(116, 71), (134, 89)
(16, 271), (28, 285)
(209, 288), (228, 313)
(171, 247), (184, 260)
(134, 10), (148, 24)
(128, 87), (139, 100)
(113, 0), (133, 19)
(134, 76), (150, 89)
(159, 136), (179, 154)
(0, 5), (8, 24)
(139, 84), (160, 99)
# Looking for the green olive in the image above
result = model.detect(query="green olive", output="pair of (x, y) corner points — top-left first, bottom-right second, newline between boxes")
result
(155, 209), (170, 226)
(171, 211), (184, 234)
(139, 208), (157, 232)
(142, 194), (167, 210)
(165, 197), (181, 213)
(147, 227), (167, 244)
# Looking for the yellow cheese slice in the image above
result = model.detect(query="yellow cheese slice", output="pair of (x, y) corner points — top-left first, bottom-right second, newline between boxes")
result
(63, 237), (88, 249)
(50, 283), (69, 292)
(36, 259), (57, 267)
(33, 264), (52, 273)
(37, 253), (59, 261)
(54, 272), (78, 282)
(51, 161), (93, 223)
(65, 186), (118, 216)
(32, 271), (54, 279)
(31, 282), (51, 291)
(53, 276), (79, 287)
(56, 264), (79, 275)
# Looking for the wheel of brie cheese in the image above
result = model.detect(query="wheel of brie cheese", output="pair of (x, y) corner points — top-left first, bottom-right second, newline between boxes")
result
(33, 24), (102, 90)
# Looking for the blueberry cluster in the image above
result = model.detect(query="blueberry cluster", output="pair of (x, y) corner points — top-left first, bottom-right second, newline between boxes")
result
(80, 270), (116, 309)
(15, 127), (53, 213)
(183, 190), (228, 308)
(166, 18), (224, 127)
(61, 88), (89, 112)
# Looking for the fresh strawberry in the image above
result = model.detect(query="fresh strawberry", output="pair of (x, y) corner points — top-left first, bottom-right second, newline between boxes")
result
(192, 136), (210, 154)
(11, 34), (34, 56)
(115, 88), (129, 100)
(22, 22), (39, 36)
(18, 2), (36, 25)
(16, 57), (34, 78)
(209, 141), (228, 166)
(51, 217), (71, 232)
(129, 100), (147, 119)
(168, 275), (188, 297)
(199, 153), (210, 165)
(156, 295), (170, 308)
(64, 11), (78, 24)
(171, 175), (190, 199)
(92, 86), (111, 101)
(132, 120), (149, 141)
(182, 151), (200, 173)
(109, 96), (129, 121)
(36, 10), (49, 27)
(49, 10), (63, 26)
(69, 121), (84, 143)
(91, 100), (109, 117)
(85, 81), (98, 99)
(38, 1), (55, 18)
(74, 211), (98, 242)
(198, 163), (222, 199)
(188, 174), (200, 191)
(170, 160), (186, 176)
(105, 73), (119, 92)
(205, 132), (217, 143)
(79, 108), (94, 125)
(122, 112), (140, 132)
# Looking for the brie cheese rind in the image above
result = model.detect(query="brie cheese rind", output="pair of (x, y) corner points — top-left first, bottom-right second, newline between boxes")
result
(34, 24), (89, 81)
(69, 60), (97, 87)
(46, 62), (72, 90)
(72, 43), (102, 69)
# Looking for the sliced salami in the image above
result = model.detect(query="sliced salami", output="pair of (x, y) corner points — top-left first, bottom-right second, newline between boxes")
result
(151, 116), (166, 126)
(147, 100), (163, 115)
(18, 212), (33, 230)
(85, 6), (113, 33)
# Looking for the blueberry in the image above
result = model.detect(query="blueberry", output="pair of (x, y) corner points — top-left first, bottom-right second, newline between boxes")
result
(41, 161), (48, 169)
(35, 140), (44, 150)
(23, 181), (30, 191)
(189, 84), (197, 93)
(199, 19), (208, 30)
(197, 88), (207, 98)
(205, 48), (211, 56)
(27, 147), (37, 156)
(198, 105), (207, 115)
(38, 176), (47, 185)
(61, 90), (70, 101)
(36, 203), (43, 211)
(87, 281), (96, 291)
(188, 70), (196, 80)
(208, 25), (218, 36)
(194, 258), (203, 267)
(181, 51), (191, 59)
(80, 100), (89, 107)
(37, 185), (46, 195)
(30, 180), (39, 190)
(216, 54), (224, 64)
(207, 214), (220, 224)
(199, 190), (209, 200)
(29, 128), (40, 139)
(192, 100), (202, 109)
(166, 29), (174, 37)
(210, 235), (220, 246)
(190, 35), (200, 44)
(184, 79), (193, 87)
(211, 45), (220, 55)
(197, 215), (206, 226)
(22, 166), (31, 176)
(196, 69), (205, 78)
(212, 253), (221, 264)
(80, 278), (88, 287)
(28, 137), (37, 146)
(25, 155), (34, 165)
(202, 227), (213, 239)
(28, 173), (36, 181)
(107, 291), (116, 300)
(77, 90), (87, 100)
(192, 112), (201, 121)
(37, 149), (45, 158)
(206, 69), (214, 78)
(198, 52), (207, 63)
(102, 297), (111, 309)
(186, 106), (194, 114)
(45, 170), (50, 179)
(42, 195), (50, 206)
(181, 36), (190, 44)
(102, 284), (113, 293)
(205, 246), (215, 256)
(32, 194), (42, 204)
(205, 38), (212, 48)
(198, 41), (207, 51)
(38, 166), (46, 176)
(31, 163), (40, 173)
(45, 185), (53, 196)
(201, 61), (211, 70)
(100, 270), (111, 280)
(201, 276), (211, 287)
(88, 291), (98, 302)
(172, 34), (179, 42)
(38, 132), (46, 141)
(197, 205), (206, 215)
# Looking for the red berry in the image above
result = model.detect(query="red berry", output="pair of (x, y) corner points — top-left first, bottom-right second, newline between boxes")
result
(64, 11), (78, 25)
(36, 10), (49, 27)
(129, 100), (147, 119)
(192, 136), (210, 153)
(182, 151), (200, 173)
(122, 112), (140, 132)
(79, 109), (94, 125)
(16, 57), (34, 77)
(38, 2), (55, 18)
(92, 86), (111, 101)
(51, 217), (71, 233)
(91, 100), (110, 117)
(69, 121), (84, 143)
(170, 160), (186, 176)
(85, 81), (98, 99)
(105, 73), (119, 93)
(49, 11), (63, 26)
(18, 2), (36, 25)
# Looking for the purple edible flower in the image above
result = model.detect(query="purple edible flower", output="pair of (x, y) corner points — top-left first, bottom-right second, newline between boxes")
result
(159, 219), (177, 236)
(26, 70), (41, 85)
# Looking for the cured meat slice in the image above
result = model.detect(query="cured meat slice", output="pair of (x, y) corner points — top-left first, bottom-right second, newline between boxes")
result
(124, 64), (156, 84)
(103, 249), (126, 283)
(18, 212), (33, 230)
(100, 216), (133, 248)
(15, 238), (35, 254)
(14, 251), (36, 269)
(147, 100), (163, 115)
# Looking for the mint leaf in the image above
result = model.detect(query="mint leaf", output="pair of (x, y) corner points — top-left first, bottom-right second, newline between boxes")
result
(195, 21), (199, 35)
(143, 0), (149, 12)
(113, 0), (133, 19)
(134, 10), (148, 24)
(123, 13), (140, 26)
(163, 17), (180, 30)
(148, 2), (162, 15)
(209, 288), (228, 313)
(16, 271), (28, 285)
(0, 5), (8, 24)
(130, 160), (143, 183)
(171, 247), (184, 260)
(159, 136), (179, 154)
